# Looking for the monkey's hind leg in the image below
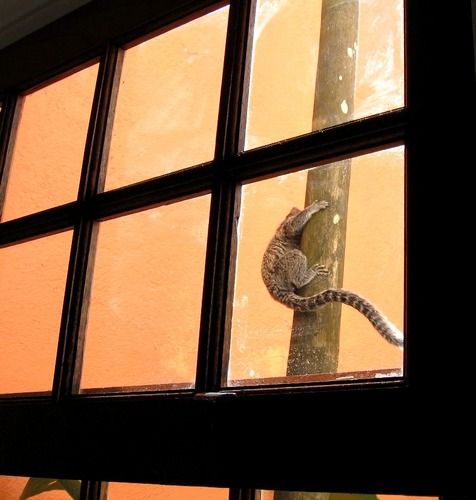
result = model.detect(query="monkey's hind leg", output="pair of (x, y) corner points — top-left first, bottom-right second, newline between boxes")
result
(276, 249), (328, 290)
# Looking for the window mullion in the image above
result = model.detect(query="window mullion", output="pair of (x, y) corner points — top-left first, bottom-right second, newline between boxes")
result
(214, 0), (256, 158)
(78, 45), (123, 200)
(195, 0), (256, 392)
(195, 177), (241, 392)
(79, 479), (109, 500)
(52, 44), (123, 400)
(0, 93), (21, 220)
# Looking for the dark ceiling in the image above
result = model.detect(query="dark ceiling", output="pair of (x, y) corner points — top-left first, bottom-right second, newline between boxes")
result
(0, 0), (93, 50)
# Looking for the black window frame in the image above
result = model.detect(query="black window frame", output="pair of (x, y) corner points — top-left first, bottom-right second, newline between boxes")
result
(0, 0), (474, 498)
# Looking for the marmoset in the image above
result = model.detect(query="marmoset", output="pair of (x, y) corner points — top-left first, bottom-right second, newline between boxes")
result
(261, 200), (404, 349)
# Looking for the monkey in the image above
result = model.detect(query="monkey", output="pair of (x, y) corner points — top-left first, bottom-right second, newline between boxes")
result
(261, 199), (404, 349)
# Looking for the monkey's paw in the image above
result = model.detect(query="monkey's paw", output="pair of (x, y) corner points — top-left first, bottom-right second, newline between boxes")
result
(310, 200), (329, 211)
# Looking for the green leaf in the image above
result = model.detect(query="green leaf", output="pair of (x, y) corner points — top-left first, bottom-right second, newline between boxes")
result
(19, 477), (81, 500)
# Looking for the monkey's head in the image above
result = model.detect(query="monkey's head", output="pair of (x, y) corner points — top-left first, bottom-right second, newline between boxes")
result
(286, 207), (301, 219)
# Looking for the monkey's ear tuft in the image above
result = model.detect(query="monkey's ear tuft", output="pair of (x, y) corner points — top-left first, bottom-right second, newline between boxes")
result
(287, 207), (300, 217)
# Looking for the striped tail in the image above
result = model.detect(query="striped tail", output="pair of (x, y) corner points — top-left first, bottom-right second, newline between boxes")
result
(279, 288), (404, 349)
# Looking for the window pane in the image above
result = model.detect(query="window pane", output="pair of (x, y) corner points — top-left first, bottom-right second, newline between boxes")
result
(1, 64), (98, 221)
(0, 476), (81, 499)
(226, 147), (404, 386)
(103, 6), (229, 191)
(107, 482), (228, 499)
(80, 195), (210, 391)
(0, 232), (72, 394)
(245, 0), (404, 150)
(261, 492), (437, 500)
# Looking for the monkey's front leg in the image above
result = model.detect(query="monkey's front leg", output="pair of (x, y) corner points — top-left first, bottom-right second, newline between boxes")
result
(287, 200), (329, 236)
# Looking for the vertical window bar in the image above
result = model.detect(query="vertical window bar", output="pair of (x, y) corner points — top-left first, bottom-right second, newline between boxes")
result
(79, 480), (108, 500)
(0, 94), (21, 219)
(52, 45), (122, 400)
(229, 487), (257, 500)
(196, 177), (242, 393)
(214, 0), (256, 158)
(195, 0), (256, 392)
(78, 46), (124, 199)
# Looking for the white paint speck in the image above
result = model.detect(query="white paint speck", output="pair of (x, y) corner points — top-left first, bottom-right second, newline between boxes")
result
(333, 214), (340, 224)
(340, 100), (349, 114)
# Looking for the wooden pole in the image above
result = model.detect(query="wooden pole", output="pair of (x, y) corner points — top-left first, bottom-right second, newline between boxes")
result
(275, 2), (358, 498)
(287, 0), (359, 377)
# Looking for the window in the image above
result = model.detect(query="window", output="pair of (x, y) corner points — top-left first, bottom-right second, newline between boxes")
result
(0, 0), (474, 498)
(0, 476), (442, 500)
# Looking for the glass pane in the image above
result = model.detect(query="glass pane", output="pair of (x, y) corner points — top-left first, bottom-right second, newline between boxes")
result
(80, 195), (210, 391)
(0, 232), (72, 394)
(107, 482), (228, 499)
(245, 0), (404, 150)
(260, 492), (437, 500)
(0, 476), (81, 499)
(1, 64), (98, 221)
(103, 6), (229, 191)
(227, 147), (404, 387)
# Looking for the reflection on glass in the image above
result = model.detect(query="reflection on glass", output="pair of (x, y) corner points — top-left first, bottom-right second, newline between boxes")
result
(1, 64), (98, 221)
(227, 147), (404, 387)
(0, 476), (81, 499)
(245, 0), (404, 150)
(80, 195), (210, 391)
(107, 482), (228, 499)
(14, 477), (81, 499)
(0, 232), (73, 394)
(103, 6), (229, 190)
